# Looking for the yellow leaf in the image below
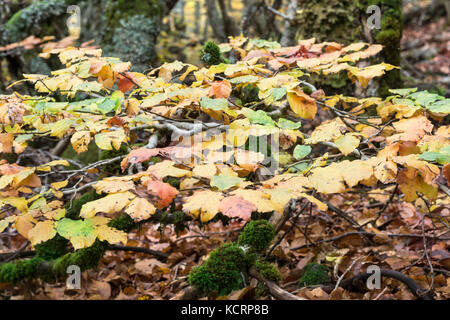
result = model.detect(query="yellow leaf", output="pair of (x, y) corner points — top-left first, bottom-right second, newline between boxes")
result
(397, 167), (438, 202)
(308, 164), (346, 194)
(334, 134), (360, 155)
(28, 220), (57, 245)
(192, 164), (217, 179)
(94, 178), (136, 194)
(80, 191), (136, 218)
(94, 129), (127, 151)
(183, 190), (224, 222)
(95, 224), (127, 245)
(51, 180), (69, 190)
(71, 131), (91, 154)
(305, 118), (347, 144)
(125, 197), (156, 222)
(230, 189), (276, 213)
(287, 89), (317, 119)
(146, 160), (191, 180)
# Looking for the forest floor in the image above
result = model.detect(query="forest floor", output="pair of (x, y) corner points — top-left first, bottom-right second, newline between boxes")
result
(0, 11), (449, 302)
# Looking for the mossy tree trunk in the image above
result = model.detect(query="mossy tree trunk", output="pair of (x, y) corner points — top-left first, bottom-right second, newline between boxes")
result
(292, 0), (403, 97)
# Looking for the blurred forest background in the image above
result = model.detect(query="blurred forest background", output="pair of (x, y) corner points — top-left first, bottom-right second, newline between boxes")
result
(0, 0), (449, 97)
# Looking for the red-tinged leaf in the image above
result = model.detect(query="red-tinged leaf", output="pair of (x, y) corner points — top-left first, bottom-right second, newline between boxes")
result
(107, 116), (127, 128)
(209, 80), (232, 99)
(218, 195), (257, 221)
(147, 179), (178, 209)
(443, 164), (450, 185)
(120, 148), (161, 171)
(117, 73), (135, 93)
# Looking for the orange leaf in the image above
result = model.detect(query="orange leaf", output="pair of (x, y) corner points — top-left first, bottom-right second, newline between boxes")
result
(218, 196), (256, 221)
(287, 89), (317, 119)
(209, 80), (232, 99)
(120, 148), (161, 171)
(147, 180), (179, 209)
(117, 72), (135, 93)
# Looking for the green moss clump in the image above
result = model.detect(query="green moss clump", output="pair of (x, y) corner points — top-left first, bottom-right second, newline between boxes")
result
(201, 41), (228, 66)
(298, 263), (330, 287)
(163, 176), (180, 189)
(108, 213), (135, 232)
(188, 243), (250, 297)
(65, 190), (103, 219)
(99, 145), (130, 174)
(52, 240), (107, 277)
(254, 260), (281, 282)
(34, 234), (68, 260)
(238, 220), (275, 253)
(0, 257), (45, 283)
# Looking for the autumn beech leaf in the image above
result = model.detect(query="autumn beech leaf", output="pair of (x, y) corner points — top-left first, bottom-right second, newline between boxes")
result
(0, 216), (16, 233)
(305, 118), (347, 144)
(337, 160), (374, 188)
(219, 195), (257, 220)
(209, 80), (232, 98)
(287, 88), (317, 119)
(36, 160), (70, 172)
(71, 131), (91, 154)
(146, 160), (191, 180)
(192, 163), (217, 179)
(125, 197), (156, 222)
(443, 164), (450, 185)
(147, 180), (178, 209)
(94, 129), (127, 151)
(50, 180), (69, 190)
(120, 147), (161, 171)
(28, 220), (57, 245)
(387, 116), (433, 143)
(56, 218), (97, 250)
(397, 167), (438, 202)
(230, 189), (276, 213)
(334, 134), (360, 156)
(95, 224), (127, 245)
(80, 191), (136, 218)
(308, 164), (346, 194)
(117, 72), (136, 93)
(210, 174), (244, 191)
(183, 190), (224, 222)
(392, 155), (440, 185)
(94, 178), (135, 194)
(347, 63), (398, 89)
(0, 133), (13, 153)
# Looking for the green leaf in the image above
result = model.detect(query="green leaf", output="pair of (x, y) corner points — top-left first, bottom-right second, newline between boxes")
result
(228, 75), (260, 84)
(408, 91), (443, 106)
(293, 145), (312, 160)
(210, 175), (243, 191)
(392, 98), (416, 107)
(262, 87), (286, 104)
(243, 108), (276, 126)
(388, 88), (417, 97)
(35, 101), (68, 114)
(426, 99), (450, 114)
(277, 118), (301, 130)
(56, 218), (97, 250)
(418, 147), (450, 165)
(200, 97), (229, 111)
